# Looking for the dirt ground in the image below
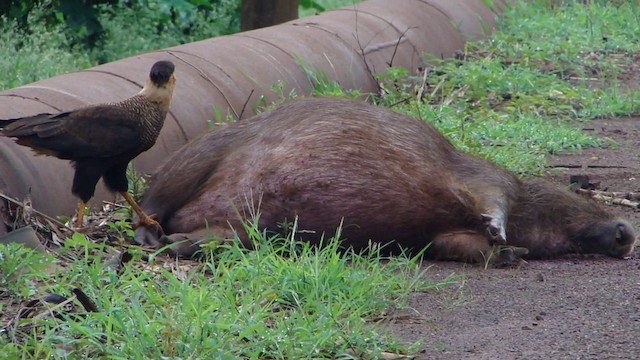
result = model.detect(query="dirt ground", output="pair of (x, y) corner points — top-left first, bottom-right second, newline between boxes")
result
(388, 117), (640, 359)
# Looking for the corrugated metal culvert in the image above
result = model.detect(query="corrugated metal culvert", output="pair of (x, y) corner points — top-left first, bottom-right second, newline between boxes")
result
(0, 0), (506, 219)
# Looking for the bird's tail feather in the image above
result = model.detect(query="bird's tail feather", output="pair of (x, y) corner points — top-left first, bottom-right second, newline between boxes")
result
(0, 113), (55, 136)
(0, 118), (20, 136)
(0, 118), (19, 129)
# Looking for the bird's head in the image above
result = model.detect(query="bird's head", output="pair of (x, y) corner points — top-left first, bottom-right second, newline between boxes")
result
(140, 60), (177, 110)
(150, 60), (176, 87)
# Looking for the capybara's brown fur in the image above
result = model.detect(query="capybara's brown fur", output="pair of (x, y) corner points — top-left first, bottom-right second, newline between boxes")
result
(134, 98), (636, 263)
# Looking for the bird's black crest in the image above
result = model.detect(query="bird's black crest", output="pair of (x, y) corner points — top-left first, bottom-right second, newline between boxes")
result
(149, 60), (175, 86)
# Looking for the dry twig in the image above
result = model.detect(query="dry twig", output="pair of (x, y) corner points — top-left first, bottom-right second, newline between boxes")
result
(575, 188), (640, 208)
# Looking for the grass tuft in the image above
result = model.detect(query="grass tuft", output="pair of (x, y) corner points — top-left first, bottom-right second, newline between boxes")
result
(1, 229), (452, 358)
(374, 1), (640, 175)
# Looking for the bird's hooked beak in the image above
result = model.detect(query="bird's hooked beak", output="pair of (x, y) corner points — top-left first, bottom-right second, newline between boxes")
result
(167, 74), (177, 88)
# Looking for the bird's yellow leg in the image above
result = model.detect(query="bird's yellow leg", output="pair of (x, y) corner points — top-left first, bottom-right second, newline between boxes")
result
(119, 192), (162, 230)
(76, 201), (86, 228)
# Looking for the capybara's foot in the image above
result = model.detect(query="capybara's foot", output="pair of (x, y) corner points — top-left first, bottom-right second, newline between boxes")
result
(134, 226), (239, 257)
(133, 230), (202, 257)
(134, 223), (164, 249)
(161, 233), (206, 257)
(487, 245), (529, 268)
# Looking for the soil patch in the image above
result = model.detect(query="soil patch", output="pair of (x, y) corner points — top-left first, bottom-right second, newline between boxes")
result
(390, 117), (640, 359)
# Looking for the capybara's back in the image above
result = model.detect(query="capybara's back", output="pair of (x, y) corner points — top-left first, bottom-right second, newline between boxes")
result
(135, 97), (636, 262)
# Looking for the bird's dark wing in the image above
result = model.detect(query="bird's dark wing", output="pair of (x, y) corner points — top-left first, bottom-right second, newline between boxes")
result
(1, 106), (142, 159)
(0, 113), (53, 129)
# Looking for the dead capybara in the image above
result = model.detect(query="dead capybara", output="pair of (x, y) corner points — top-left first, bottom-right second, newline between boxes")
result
(134, 97), (636, 263)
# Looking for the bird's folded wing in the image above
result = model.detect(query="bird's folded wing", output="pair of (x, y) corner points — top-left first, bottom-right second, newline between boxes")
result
(3, 106), (142, 159)
(0, 113), (53, 133)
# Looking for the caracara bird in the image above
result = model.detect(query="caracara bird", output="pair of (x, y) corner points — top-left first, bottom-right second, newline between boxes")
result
(0, 60), (176, 229)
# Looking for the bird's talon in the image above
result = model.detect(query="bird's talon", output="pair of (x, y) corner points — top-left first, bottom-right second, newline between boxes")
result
(134, 214), (164, 237)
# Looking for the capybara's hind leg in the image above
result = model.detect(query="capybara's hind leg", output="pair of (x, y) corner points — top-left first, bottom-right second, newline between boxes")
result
(430, 230), (528, 266)
(429, 230), (491, 263)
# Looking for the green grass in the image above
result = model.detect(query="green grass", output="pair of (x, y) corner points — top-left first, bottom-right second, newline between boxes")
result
(0, 229), (451, 359)
(374, 64), (604, 175)
(373, 0), (640, 175)
(0, 243), (54, 299)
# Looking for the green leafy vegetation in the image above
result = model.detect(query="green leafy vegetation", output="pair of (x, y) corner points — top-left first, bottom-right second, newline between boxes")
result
(1, 231), (448, 358)
(0, 0), (360, 90)
(0, 0), (240, 89)
(91, 0), (240, 63)
(0, 6), (93, 89)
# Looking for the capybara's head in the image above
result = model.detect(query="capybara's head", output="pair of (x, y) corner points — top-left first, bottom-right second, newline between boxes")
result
(508, 178), (637, 259)
(569, 219), (636, 258)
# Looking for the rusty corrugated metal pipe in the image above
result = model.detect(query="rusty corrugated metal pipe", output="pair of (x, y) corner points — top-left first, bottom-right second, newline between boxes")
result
(0, 0), (506, 219)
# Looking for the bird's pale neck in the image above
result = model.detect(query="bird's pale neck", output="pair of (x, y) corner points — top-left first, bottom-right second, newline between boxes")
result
(138, 75), (176, 111)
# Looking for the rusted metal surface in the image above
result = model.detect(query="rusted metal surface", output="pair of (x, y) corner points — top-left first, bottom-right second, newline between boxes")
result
(0, 0), (505, 218)
(421, 0), (508, 40)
